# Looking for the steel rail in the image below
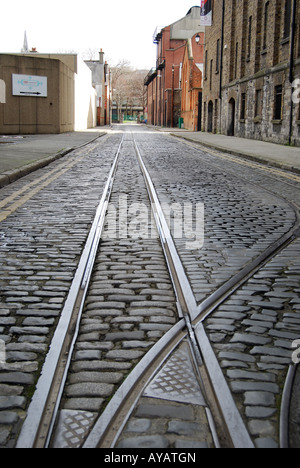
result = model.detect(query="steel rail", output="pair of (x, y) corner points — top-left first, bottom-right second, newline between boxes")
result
(16, 129), (300, 449)
(133, 133), (300, 448)
(16, 136), (124, 449)
(133, 136), (254, 448)
(83, 321), (187, 448)
(193, 225), (300, 324)
(85, 132), (299, 449)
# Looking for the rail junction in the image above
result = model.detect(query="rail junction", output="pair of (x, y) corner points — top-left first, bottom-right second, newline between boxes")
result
(0, 125), (299, 449)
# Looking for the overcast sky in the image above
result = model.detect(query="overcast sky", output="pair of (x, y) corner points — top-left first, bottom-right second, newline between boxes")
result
(1, 1), (200, 70)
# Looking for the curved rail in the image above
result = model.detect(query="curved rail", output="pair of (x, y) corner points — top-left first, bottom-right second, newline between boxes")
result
(16, 137), (124, 448)
(15, 129), (300, 449)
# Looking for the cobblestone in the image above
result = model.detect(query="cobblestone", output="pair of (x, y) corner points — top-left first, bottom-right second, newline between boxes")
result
(56, 135), (178, 434)
(136, 132), (296, 304)
(204, 239), (300, 447)
(0, 134), (124, 447)
(1, 127), (299, 448)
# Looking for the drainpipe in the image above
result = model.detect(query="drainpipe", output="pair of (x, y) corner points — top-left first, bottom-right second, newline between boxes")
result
(288, 0), (296, 145)
(218, 0), (225, 133)
(219, 0), (225, 100)
(171, 65), (175, 128)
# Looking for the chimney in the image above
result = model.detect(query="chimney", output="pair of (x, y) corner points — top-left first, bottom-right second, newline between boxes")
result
(99, 49), (104, 64)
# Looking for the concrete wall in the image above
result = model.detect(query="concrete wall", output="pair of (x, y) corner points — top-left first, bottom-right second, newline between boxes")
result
(75, 58), (97, 130)
(171, 6), (203, 40)
(0, 54), (74, 134)
(85, 54), (108, 126)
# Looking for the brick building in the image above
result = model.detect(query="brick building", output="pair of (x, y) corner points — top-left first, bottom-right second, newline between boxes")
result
(202, 0), (300, 146)
(145, 7), (204, 127)
(181, 33), (204, 131)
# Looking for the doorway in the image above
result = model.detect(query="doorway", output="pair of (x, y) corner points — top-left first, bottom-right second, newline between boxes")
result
(228, 98), (235, 136)
(207, 101), (213, 133)
(197, 92), (202, 131)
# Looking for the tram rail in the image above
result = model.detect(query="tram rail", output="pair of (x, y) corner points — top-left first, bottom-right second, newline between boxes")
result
(15, 129), (300, 449)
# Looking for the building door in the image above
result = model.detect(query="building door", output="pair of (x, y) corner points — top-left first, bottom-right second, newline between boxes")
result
(228, 98), (235, 136)
(207, 101), (213, 132)
(197, 92), (202, 131)
(152, 100), (155, 125)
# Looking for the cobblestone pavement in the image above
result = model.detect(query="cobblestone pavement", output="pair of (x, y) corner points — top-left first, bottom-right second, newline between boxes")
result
(115, 128), (300, 449)
(134, 131), (297, 304)
(203, 239), (300, 448)
(52, 133), (182, 448)
(115, 339), (215, 449)
(0, 134), (122, 447)
(0, 125), (299, 448)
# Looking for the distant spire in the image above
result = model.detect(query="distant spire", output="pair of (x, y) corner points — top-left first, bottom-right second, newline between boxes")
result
(21, 31), (29, 53)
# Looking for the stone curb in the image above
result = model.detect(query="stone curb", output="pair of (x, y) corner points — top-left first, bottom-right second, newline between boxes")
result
(0, 133), (106, 189)
(170, 133), (300, 176)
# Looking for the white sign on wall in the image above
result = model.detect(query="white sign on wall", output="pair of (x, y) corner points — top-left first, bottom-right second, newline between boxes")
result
(12, 74), (47, 97)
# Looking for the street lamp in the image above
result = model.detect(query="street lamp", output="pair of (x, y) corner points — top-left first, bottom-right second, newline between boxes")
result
(195, 34), (201, 44)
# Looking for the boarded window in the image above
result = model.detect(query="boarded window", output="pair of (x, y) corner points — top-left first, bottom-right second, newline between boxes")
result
(240, 93), (246, 120)
(274, 85), (283, 120)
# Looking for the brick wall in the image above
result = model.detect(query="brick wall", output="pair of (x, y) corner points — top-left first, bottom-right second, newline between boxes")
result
(181, 36), (204, 131)
(202, 0), (300, 146)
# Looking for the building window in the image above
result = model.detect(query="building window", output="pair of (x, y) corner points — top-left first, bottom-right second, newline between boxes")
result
(247, 16), (252, 60)
(234, 42), (239, 79)
(274, 84), (283, 120)
(210, 60), (213, 90)
(255, 89), (262, 117)
(283, 0), (292, 39)
(263, 2), (269, 50)
(240, 93), (246, 120)
(214, 99), (218, 131)
(205, 50), (208, 79)
(216, 39), (220, 73)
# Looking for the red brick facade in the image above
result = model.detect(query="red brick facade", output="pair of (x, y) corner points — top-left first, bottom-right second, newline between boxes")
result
(145, 7), (204, 128)
(181, 34), (204, 131)
(145, 25), (186, 127)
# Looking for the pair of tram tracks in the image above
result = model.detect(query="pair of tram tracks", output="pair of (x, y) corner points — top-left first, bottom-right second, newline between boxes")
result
(16, 131), (300, 448)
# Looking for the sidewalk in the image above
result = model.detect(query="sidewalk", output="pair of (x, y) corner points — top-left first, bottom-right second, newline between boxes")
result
(157, 127), (300, 174)
(1, 127), (299, 189)
(0, 129), (106, 188)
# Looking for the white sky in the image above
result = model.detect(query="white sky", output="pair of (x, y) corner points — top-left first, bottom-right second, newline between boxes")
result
(1, 1), (200, 70)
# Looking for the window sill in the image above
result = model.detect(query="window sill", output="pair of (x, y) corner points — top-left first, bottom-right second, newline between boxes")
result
(281, 37), (290, 46)
(272, 119), (282, 125)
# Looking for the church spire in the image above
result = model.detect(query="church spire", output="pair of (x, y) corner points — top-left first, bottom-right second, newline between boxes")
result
(21, 31), (29, 53)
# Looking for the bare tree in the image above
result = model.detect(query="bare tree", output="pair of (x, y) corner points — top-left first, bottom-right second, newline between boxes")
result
(82, 48), (99, 61)
(110, 61), (130, 121)
(110, 62), (146, 122)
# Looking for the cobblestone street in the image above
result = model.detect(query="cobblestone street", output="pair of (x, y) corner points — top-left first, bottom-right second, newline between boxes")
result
(0, 125), (299, 448)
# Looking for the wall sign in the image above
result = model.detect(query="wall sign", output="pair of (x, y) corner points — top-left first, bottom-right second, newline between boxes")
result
(12, 74), (47, 97)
